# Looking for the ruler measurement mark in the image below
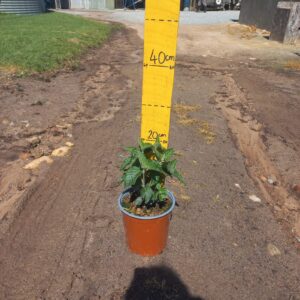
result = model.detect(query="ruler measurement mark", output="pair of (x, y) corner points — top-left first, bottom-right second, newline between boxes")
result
(145, 18), (178, 23)
(149, 64), (169, 68)
(144, 64), (175, 70)
(142, 104), (171, 109)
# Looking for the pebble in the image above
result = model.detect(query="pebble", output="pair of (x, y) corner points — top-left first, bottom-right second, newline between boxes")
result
(51, 146), (70, 157)
(260, 175), (267, 182)
(235, 183), (242, 190)
(267, 175), (277, 185)
(249, 195), (262, 203)
(23, 156), (53, 170)
(65, 141), (74, 147)
(267, 243), (281, 256)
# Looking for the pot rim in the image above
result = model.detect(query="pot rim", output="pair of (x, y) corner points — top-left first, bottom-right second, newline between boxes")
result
(118, 188), (176, 220)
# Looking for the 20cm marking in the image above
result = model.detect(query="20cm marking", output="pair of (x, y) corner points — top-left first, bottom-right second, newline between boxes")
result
(148, 130), (167, 140)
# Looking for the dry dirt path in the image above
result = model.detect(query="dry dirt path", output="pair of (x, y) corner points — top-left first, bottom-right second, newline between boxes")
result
(0, 26), (300, 300)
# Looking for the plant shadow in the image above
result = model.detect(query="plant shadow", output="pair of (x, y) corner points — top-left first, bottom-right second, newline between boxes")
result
(124, 265), (204, 300)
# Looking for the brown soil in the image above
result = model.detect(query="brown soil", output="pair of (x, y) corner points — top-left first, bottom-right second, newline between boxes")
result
(122, 194), (172, 217)
(0, 24), (300, 300)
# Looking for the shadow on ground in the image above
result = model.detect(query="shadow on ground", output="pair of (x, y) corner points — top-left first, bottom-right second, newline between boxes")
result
(124, 265), (204, 300)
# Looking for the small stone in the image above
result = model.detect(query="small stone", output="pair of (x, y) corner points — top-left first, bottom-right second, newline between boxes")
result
(235, 183), (242, 190)
(267, 243), (281, 256)
(23, 156), (53, 170)
(267, 175), (277, 186)
(249, 195), (262, 203)
(65, 141), (74, 147)
(51, 146), (70, 157)
(260, 175), (267, 182)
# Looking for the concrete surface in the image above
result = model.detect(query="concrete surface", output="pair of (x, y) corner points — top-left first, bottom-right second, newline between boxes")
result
(65, 9), (240, 25)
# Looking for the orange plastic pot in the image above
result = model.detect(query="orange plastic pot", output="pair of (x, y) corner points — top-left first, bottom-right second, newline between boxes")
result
(118, 190), (176, 256)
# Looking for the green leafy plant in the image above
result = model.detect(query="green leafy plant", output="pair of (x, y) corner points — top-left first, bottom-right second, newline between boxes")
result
(120, 138), (184, 215)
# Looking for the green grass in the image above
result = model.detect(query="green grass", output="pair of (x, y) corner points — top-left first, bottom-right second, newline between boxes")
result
(0, 12), (113, 73)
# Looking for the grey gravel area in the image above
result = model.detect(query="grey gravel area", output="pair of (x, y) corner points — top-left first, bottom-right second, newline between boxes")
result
(105, 10), (240, 24)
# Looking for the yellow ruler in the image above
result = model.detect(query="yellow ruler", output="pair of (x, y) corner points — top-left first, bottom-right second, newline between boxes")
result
(141, 0), (181, 147)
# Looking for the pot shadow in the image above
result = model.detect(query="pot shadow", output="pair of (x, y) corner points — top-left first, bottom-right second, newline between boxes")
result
(124, 265), (204, 300)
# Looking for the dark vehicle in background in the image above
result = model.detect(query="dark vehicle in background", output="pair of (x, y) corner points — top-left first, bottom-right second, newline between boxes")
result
(206, 0), (241, 10)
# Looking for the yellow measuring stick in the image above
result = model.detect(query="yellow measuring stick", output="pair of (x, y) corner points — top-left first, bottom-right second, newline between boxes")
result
(141, 0), (181, 148)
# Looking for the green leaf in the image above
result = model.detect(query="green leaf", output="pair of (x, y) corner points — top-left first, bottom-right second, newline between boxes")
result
(158, 187), (168, 202)
(148, 173), (163, 187)
(174, 169), (185, 184)
(124, 147), (136, 153)
(137, 151), (165, 174)
(153, 136), (162, 149)
(120, 156), (133, 171)
(134, 196), (143, 206)
(153, 137), (164, 159)
(166, 160), (177, 175)
(139, 139), (153, 151)
(141, 185), (154, 203)
(162, 148), (174, 162)
(122, 166), (142, 188)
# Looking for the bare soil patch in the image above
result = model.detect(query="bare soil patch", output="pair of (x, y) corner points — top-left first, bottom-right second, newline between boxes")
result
(0, 25), (299, 300)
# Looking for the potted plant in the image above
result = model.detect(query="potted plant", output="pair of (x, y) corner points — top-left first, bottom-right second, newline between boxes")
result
(118, 137), (184, 256)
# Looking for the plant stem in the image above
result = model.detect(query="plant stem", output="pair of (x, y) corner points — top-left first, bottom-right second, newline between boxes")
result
(142, 170), (146, 187)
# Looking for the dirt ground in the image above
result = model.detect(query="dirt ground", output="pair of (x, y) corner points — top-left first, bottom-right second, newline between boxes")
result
(0, 14), (300, 300)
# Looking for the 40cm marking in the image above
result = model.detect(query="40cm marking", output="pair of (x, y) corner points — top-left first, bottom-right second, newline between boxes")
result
(150, 49), (175, 65)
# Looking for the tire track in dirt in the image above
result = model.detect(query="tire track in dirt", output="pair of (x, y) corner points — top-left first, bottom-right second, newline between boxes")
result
(177, 59), (300, 244)
(214, 73), (300, 244)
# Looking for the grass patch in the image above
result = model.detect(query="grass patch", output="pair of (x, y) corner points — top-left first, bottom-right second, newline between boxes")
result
(0, 12), (114, 74)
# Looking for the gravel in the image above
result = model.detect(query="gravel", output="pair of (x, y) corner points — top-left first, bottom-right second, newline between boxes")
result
(106, 9), (240, 25)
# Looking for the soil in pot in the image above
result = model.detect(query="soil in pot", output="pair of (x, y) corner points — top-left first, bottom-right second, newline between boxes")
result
(121, 193), (172, 217)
